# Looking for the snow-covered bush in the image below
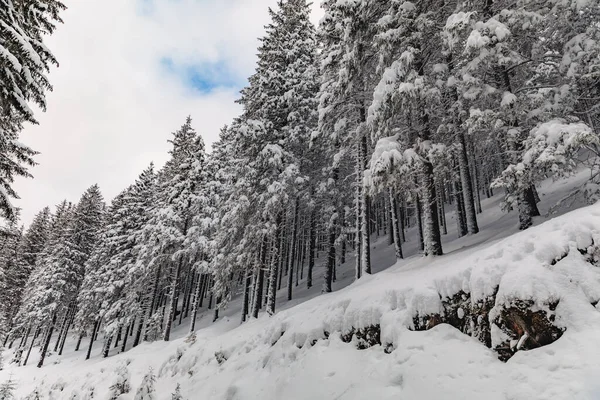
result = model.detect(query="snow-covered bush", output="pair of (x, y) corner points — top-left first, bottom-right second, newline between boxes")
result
(107, 362), (131, 400)
(0, 376), (16, 400)
(133, 369), (156, 400)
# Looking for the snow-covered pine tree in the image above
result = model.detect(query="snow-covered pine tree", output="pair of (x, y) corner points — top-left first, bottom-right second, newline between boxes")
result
(443, 0), (545, 229)
(137, 117), (208, 341)
(13, 200), (72, 365)
(2, 207), (51, 350)
(105, 164), (158, 347)
(74, 188), (133, 359)
(0, 216), (23, 342)
(0, 0), (65, 221)
(15, 185), (104, 367)
(367, 0), (445, 255)
(212, 0), (319, 317)
(318, 0), (388, 276)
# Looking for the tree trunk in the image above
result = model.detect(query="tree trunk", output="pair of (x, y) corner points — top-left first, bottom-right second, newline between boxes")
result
(58, 312), (73, 356)
(267, 214), (284, 316)
(323, 220), (337, 293)
(190, 274), (206, 333)
(37, 314), (57, 368)
(86, 320), (100, 360)
(454, 179), (468, 237)
(133, 316), (144, 348)
(102, 335), (113, 358)
(252, 237), (268, 317)
(54, 310), (70, 352)
(22, 327), (39, 366)
(389, 189), (403, 260)
(114, 326), (122, 349)
(213, 296), (221, 322)
(241, 268), (252, 323)
(287, 197), (300, 301)
(120, 323), (131, 353)
(415, 194), (425, 251)
(438, 180), (448, 235)
(421, 161), (444, 256)
(75, 333), (83, 351)
(360, 134), (372, 275)
(447, 52), (480, 235)
(307, 206), (316, 289)
(164, 258), (183, 342)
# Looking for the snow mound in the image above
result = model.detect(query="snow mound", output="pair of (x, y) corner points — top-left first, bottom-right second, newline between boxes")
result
(3, 204), (600, 399)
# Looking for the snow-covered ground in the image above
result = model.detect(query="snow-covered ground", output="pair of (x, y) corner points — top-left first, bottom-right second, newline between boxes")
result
(1, 171), (599, 400)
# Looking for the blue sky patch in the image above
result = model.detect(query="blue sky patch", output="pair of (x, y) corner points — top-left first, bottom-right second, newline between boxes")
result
(160, 57), (245, 94)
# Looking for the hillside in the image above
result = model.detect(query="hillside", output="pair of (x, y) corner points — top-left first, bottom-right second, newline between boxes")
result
(1, 173), (599, 399)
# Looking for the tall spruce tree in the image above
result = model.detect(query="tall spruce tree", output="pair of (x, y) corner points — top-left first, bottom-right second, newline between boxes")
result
(0, 0), (66, 221)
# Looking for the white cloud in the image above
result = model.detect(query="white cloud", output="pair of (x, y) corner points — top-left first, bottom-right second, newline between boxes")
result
(14, 0), (324, 225)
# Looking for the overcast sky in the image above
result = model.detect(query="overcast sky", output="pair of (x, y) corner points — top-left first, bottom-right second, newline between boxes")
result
(14, 0), (324, 226)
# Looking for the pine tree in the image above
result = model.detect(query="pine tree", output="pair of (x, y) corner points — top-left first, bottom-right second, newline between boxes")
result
(0, 207), (50, 345)
(0, 216), (23, 339)
(0, 0), (66, 221)
(138, 117), (209, 341)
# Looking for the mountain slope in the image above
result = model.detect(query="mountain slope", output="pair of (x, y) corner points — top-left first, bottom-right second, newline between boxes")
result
(1, 180), (599, 399)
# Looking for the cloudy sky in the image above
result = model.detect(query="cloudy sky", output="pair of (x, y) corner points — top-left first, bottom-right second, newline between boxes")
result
(14, 0), (324, 225)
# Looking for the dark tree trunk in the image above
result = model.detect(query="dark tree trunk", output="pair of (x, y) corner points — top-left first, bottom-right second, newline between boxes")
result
(58, 312), (74, 356)
(252, 237), (268, 317)
(37, 314), (57, 368)
(86, 320), (100, 360)
(454, 179), (468, 237)
(389, 190), (403, 260)
(114, 326), (122, 349)
(22, 327), (39, 366)
(438, 181), (448, 235)
(415, 194), (425, 252)
(199, 274), (208, 308)
(277, 213), (288, 291)
(213, 296), (221, 322)
(120, 323), (131, 353)
(421, 161), (444, 256)
(267, 213), (284, 316)
(398, 196), (406, 242)
(75, 333), (84, 351)
(241, 269), (252, 323)
(54, 310), (70, 352)
(360, 134), (372, 275)
(307, 205), (316, 289)
(287, 197), (300, 301)
(190, 274), (206, 333)
(164, 258), (183, 341)
(133, 316), (144, 348)
(323, 218), (337, 293)
(183, 272), (195, 319)
(102, 335), (113, 358)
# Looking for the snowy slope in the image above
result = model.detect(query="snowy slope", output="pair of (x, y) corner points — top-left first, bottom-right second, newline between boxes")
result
(1, 174), (599, 400)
